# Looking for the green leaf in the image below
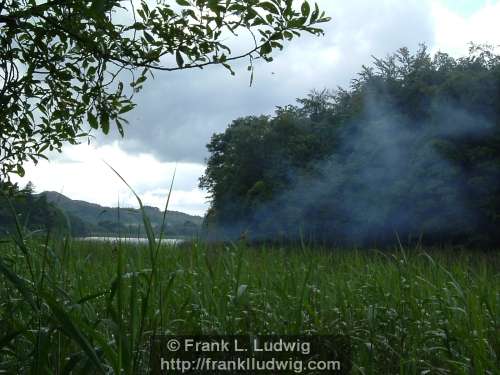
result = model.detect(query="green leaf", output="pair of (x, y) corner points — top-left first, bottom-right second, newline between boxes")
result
(259, 2), (279, 14)
(175, 50), (184, 68)
(260, 42), (272, 55)
(135, 75), (147, 86)
(208, 0), (219, 12)
(143, 31), (155, 44)
(0, 258), (36, 309)
(301, 1), (310, 18)
(118, 104), (135, 114)
(176, 0), (190, 6)
(222, 63), (235, 75)
(100, 112), (110, 135)
(16, 165), (25, 177)
(317, 16), (332, 23)
(87, 112), (98, 129)
(311, 3), (320, 23)
(90, 0), (106, 16)
(43, 293), (106, 374)
(87, 66), (97, 77)
(116, 118), (124, 137)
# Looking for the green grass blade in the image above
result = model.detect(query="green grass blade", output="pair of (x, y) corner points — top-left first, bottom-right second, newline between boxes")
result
(42, 292), (107, 374)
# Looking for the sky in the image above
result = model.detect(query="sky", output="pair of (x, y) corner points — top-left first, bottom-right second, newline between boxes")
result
(12, 0), (500, 216)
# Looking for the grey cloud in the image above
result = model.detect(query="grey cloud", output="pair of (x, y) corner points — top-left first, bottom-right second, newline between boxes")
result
(97, 0), (436, 164)
(133, 163), (205, 193)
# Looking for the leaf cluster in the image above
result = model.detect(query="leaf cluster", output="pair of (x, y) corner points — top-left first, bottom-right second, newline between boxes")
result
(0, 0), (330, 181)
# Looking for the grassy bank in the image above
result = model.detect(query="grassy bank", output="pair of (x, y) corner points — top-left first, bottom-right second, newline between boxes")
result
(0, 237), (498, 373)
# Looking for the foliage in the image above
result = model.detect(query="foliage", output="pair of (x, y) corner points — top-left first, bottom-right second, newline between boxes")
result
(0, 182), (67, 236)
(0, 174), (497, 373)
(200, 45), (500, 246)
(0, 0), (330, 181)
(0, 237), (498, 373)
(0, 188), (202, 237)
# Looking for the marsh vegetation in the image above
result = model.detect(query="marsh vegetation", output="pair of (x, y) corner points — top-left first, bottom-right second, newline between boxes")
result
(0, 234), (498, 373)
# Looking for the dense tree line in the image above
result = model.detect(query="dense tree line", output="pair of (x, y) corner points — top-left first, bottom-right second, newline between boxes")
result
(0, 183), (67, 236)
(200, 45), (500, 246)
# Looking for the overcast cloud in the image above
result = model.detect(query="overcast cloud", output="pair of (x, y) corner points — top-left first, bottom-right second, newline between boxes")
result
(105, 0), (435, 163)
(13, 0), (500, 216)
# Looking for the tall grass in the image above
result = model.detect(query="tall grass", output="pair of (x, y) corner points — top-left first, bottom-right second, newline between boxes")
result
(1, 238), (498, 373)
(0, 179), (498, 373)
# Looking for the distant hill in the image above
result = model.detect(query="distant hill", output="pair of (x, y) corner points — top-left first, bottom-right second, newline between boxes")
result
(41, 191), (203, 237)
(0, 185), (67, 236)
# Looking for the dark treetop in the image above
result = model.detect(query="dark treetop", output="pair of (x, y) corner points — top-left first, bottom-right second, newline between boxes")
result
(201, 45), (500, 247)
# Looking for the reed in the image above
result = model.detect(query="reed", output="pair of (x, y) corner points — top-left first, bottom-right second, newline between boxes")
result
(0, 179), (498, 373)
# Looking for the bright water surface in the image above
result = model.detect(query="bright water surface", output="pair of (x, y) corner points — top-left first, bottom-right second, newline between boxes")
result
(79, 237), (183, 245)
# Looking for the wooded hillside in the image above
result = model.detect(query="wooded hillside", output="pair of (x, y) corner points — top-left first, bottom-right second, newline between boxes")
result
(0, 187), (202, 237)
(200, 45), (500, 246)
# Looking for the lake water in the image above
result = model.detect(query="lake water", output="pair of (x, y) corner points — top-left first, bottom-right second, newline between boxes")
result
(79, 237), (183, 245)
